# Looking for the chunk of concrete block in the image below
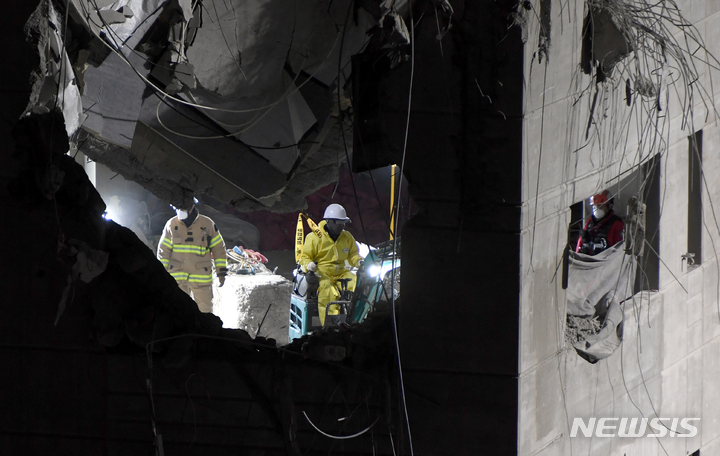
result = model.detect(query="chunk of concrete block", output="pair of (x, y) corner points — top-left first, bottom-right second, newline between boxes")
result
(213, 265), (293, 345)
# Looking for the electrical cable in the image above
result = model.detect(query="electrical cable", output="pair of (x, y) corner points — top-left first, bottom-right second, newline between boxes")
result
(302, 411), (380, 440)
(139, 82), (319, 151)
(386, 2), (415, 455)
(335, 1), (370, 245)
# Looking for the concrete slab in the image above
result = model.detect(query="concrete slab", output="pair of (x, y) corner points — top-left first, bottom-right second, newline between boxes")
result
(518, 357), (566, 455)
(701, 260), (720, 343)
(213, 265), (293, 345)
(686, 348), (704, 452)
(661, 282), (689, 369)
(701, 336), (720, 445)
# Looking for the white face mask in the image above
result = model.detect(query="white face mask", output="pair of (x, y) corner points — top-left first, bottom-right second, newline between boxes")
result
(176, 209), (188, 220)
(592, 206), (606, 220)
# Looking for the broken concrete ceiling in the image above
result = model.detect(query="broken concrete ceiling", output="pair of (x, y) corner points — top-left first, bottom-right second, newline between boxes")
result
(26, 0), (403, 212)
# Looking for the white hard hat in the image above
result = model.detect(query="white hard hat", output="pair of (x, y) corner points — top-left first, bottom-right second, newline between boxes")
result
(323, 203), (351, 222)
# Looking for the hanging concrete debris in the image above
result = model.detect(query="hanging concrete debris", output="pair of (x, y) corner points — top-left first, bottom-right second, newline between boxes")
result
(581, 4), (633, 82)
(363, 8), (411, 70)
(23, 0), (85, 136)
(624, 197), (646, 256)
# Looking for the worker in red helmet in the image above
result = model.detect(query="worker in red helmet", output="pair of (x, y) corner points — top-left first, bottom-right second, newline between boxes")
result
(576, 190), (624, 255)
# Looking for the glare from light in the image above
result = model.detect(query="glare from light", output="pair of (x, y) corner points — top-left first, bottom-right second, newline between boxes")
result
(368, 264), (381, 278)
(357, 242), (371, 259)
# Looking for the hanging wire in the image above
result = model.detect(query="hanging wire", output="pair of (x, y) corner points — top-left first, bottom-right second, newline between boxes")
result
(302, 411), (380, 440)
(386, 3), (416, 455)
(336, 0), (370, 245)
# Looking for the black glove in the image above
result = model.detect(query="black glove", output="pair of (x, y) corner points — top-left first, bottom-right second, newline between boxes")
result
(218, 274), (226, 287)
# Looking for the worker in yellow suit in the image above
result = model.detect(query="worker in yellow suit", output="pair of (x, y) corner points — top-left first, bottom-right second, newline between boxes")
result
(157, 199), (227, 312)
(300, 204), (364, 326)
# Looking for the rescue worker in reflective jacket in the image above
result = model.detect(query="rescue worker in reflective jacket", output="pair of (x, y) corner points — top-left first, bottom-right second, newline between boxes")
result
(300, 204), (364, 326)
(576, 190), (624, 255)
(157, 199), (227, 312)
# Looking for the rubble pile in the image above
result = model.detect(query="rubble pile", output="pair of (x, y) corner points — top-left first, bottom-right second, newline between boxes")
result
(565, 315), (602, 346)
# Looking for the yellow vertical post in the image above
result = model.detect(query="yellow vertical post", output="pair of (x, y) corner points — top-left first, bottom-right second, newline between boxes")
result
(389, 164), (397, 240)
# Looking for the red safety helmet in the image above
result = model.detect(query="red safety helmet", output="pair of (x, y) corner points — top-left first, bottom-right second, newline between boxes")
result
(590, 190), (611, 206)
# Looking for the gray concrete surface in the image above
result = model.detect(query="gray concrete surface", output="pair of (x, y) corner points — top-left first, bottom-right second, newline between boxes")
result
(213, 263), (293, 345)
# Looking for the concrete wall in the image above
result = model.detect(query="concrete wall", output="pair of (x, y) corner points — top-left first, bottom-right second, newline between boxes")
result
(520, 1), (720, 455)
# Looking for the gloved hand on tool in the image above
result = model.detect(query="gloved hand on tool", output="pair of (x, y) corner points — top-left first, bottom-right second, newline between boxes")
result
(307, 261), (317, 272)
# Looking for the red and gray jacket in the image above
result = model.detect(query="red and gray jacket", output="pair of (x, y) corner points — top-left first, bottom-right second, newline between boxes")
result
(576, 211), (624, 255)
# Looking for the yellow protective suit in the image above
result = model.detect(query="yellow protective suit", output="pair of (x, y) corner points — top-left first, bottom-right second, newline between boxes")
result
(300, 220), (363, 326)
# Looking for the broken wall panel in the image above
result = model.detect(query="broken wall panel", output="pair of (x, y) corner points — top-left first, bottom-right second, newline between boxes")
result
(286, 0), (376, 87)
(136, 95), (289, 204)
(185, 0), (372, 98)
(66, 0), (164, 53)
(23, 0), (85, 136)
(183, 72), (317, 175)
(580, 6), (632, 81)
(81, 50), (148, 148)
(186, 0), (290, 99)
(106, 0), (167, 52)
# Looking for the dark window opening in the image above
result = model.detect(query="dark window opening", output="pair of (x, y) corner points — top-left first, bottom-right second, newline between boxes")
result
(563, 201), (585, 289)
(538, 0), (552, 62)
(636, 155), (660, 291)
(688, 130), (703, 267)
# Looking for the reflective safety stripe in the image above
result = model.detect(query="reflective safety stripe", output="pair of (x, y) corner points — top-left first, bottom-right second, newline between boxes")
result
(188, 273), (213, 283)
(214, 258), (227, 267)
(209, 234), (223, 248)
(170, 271), (189, 281)
(160, 258), (170, 266)
(172, 244), (208, 255)
(162, 238), (173, 248)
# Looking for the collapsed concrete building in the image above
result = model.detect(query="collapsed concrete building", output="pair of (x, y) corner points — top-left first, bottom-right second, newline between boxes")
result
(3, 0), (720, 455)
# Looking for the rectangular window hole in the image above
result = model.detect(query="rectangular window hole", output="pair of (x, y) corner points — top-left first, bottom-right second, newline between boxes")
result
(688, 130), (703, 267)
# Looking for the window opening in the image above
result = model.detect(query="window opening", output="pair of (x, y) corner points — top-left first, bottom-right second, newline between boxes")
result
(538, 0), (552, 62)
(636, 155), (660, 291)
(687, 130), (703, 267)
(563, 201), (585, 289)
